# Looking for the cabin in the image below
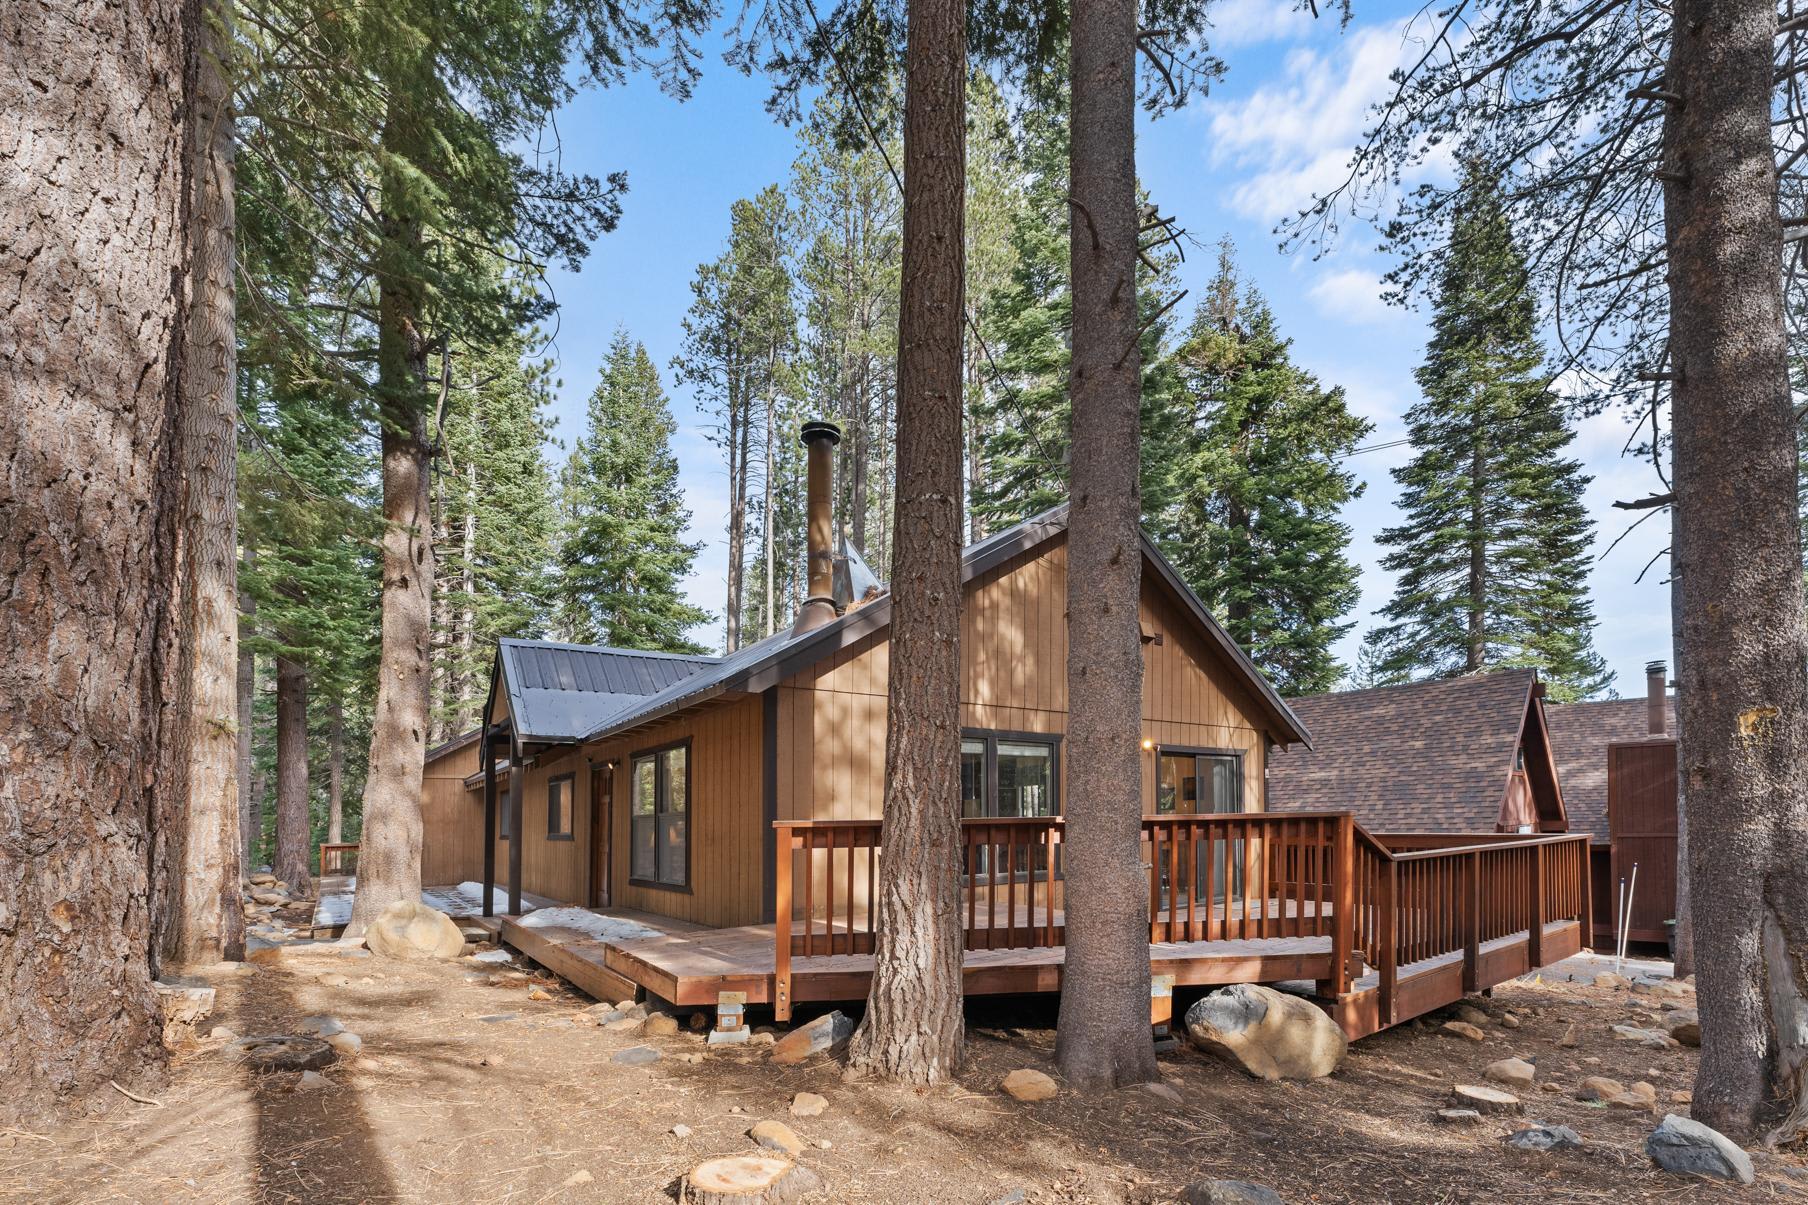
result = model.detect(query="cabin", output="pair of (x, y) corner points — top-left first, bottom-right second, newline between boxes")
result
(1266, 670), (1570, 836)
(397, 422), (1589, 1040)
(1547, 662), (1678, 950)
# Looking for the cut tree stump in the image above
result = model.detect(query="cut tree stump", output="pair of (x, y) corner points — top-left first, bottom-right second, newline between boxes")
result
(1448, 1084), (1523, 1115)
(683, 1156), (823, 1203)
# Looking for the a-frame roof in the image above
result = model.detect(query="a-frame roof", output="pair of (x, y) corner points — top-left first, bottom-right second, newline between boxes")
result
(486, 639), (718, 744)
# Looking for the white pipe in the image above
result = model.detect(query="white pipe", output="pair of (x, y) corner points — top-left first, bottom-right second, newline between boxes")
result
(1623, 862), (1640, 968)
(1615, 877), (1628, 973)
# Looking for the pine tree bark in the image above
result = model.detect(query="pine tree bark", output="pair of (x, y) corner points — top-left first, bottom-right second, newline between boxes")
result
(844, 0), (967, 1085)
(1665, 0), (1808, 1143)
(328, 692), (345, 845)
(274, 656), (314, 895)
(238, 547), (259, 869)
(347, 142), (432, 936)
(726, 386), (748, 652)
(162, 0), (244, 968)
(1055, 0), (1160, 1092)
(1, 0), (191, 1123)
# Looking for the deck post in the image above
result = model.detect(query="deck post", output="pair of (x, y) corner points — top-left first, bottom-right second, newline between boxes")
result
(1379, 858), (1398, 1025)
(481, 724), (496, 919)
(1328, 813), (1355, 997)
(1529, 842), (1546, 967)
(508, 752), (524, 917)
(773, 827), (793, 1023)
(1462, 850), (1480, 995)
(1578, 838), (1593, 954)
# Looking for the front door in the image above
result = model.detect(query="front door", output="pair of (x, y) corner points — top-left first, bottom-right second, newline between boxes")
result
(1156, 750), (1245, 906)
(589, 764), (611, 908)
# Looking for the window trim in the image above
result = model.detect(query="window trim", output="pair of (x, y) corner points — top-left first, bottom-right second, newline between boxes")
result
(961, 728), (1062, 819)
(627, 737), (692, 893)
(546, 772), (576, 841)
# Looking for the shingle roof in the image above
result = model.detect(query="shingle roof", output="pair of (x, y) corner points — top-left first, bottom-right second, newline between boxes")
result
(495, 639), (718, 742)
(1267, 670), (1538, 832)
(1545, 695), (1675, 845)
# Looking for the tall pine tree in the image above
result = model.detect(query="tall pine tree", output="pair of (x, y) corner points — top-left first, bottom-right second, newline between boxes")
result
(559, 330), (710, 652)
(1363, 167), (1611, 701)
(1170, 242), (1371, 695)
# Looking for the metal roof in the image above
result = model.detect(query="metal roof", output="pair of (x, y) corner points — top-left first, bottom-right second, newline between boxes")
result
(493, 639), (718, 743)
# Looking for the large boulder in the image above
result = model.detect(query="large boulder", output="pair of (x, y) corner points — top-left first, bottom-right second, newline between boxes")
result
(1646, 1114), (1754, 1184)
(364, 900), (466, 962)
(1184, 984), (1347, 1081)
(770, 1011), (855, 1066)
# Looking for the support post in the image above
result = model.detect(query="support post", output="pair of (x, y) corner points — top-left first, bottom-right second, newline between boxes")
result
(1529, 842), (1547, 967)
(773, 826), (793, 1023)
(1463, 850), (1480, 995)
(481, 724), (496, 919)
(1578, 839), (1593, 954)
(1328, 813), (1355, 997)
(1379, 858), (1398, 1025)
(508, 749), (524, 917)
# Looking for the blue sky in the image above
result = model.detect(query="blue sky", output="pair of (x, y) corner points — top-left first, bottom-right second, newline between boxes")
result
(535, 0), (1673, 694)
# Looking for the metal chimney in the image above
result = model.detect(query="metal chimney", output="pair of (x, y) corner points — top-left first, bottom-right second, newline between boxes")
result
(792, 421), (842, 635)
(1645, 660), (1668, 736)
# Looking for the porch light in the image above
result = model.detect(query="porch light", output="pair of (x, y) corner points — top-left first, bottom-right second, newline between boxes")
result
(1141, 738), (1154, 751)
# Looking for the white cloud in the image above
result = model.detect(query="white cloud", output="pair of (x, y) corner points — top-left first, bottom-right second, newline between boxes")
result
(1207, 0), (1314, 49)
(1307, 267), (1402, 327)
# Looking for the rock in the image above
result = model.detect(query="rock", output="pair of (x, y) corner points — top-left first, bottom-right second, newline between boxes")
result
(297, 1014), (345, 1038)
(790, 1092), (829, 1118)
(296, 1070), (329, 1091)
(1501, 1013), (1522, 1030)
(561, 1170), (593, 1188)
(614, 1045), (661, 1066)
(1611, 1024), (1678, 1049)
(605, 1017), (642, 1032)
(1647, 980), (1688, 999)
(252, 890), (288, 906)
(1184, 983), (1348, 1080)
(1505, 1123), (1582, 1152)
(317, 973), (351, 988)
(1594, 972), (1631, 989)
(325, 1032), (362, 1057)
(992, 1191), (1027, 1205)
(1455, 1005), (1490, 1027)
(209, 1025), (240, 1042)
(1557, 1024), (1580, 1048)
(251, 873), (277, 886)
(752, 1032), (776, 1046)
(527, 988), (551, 1002)
(672, 1124), (694, 1139)
(364, 900), (466, 962)
(1436, 1108), (1483, 1126)
(1646, 1113), (1754, 1184)
(1001, 1069), (1058, 1102)
(1140, 1081), (1184, 1104)
(1448, 1084), (1523, 1115)
(1179, 1181), (1285, 1205)
(1440, 1021), (1486, 1043)
(229, 1035), (336, 1072)
(1485, 1057), (1537, 1089)
(643, 1013), (680, 1037)
(1539, 1082), (1563, 1094)
(1672, 1090), (1693, 1105)
(477, 1012), (517, 1023)
(246, 944), (285, 966)
(153, 981), (217, 1048)
(1669, 1019), (1701, 1047)
(749, 1120), (805, 1156)
(770, 1011), (855, 1066)
(1577, 1076), (1625, 1102)
(1608, 1081), (1658, 1111)
(684, 1155), (822, 1204)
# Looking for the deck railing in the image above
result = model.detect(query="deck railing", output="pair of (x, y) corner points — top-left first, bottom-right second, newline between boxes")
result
(319, 842), (359, 876)
(769, 814), (1590, 1022)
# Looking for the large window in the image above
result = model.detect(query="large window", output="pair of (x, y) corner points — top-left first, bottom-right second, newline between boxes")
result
(961, 731), (1059, 818)
(630, 741), (689, 889)
(547, 774), (574, 840)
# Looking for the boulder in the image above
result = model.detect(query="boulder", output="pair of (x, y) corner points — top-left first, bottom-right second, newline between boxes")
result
(684, 1155), (822, 1204)
(1000, 1069), (1058, 1102)
(770, 1011), (855, 1066)
(1484, 1057), (1537, 1089)
(364, 900), (466, 962)
(1448, 1084), (1523, 1115)
(749, 1120), (805, 1156)
(1504, 1124), (1582, 1152)
(1439, 1021), (1486, 1043)
(1646, 1114), (1754, 1184)
(643, 1013), (680, 1037)
(1611, 1024), (1678, 1049)
(1184, 984), (1348, 1080)
(1594, 971), (1631, 989)
(1179, 1182), (1284, 1205)
(1454, 1005), (1490, 1027)
(1608, 1081), (1658, 1111)
(613, 1045), (661, 1066)
(790, 1092), (829, 1118)
(1577, 1076), (1625, 1102)
(1436, 1108), (1483, 1126)
(1666, 1012), (1701, 1047)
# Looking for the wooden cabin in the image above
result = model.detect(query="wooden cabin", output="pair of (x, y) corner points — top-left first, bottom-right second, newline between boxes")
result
(1267, 670), (1570, 836)
(1547, 662), (1678, 950)
(407, 423), (1589, 1040)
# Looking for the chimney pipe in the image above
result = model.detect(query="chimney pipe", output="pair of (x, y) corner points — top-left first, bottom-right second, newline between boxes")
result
(793, 420), (842, 634)
(1645, 660), (1668, 736)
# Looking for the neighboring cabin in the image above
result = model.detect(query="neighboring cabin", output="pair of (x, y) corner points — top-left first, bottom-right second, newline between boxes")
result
(422, 503), (1312, 931)
(1266, 669), (1569, 836)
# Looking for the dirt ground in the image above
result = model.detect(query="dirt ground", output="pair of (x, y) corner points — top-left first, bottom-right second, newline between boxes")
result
(5, 933), (1807, 1205)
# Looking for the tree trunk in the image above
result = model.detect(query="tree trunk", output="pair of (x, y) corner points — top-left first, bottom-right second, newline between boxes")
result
(161, 0), (243, 969)
(348, 126), (433, 933)
(765, 391), (776, 636)
(328, 692), (346, 845)
(238, 546), (259, 870)
(0, 0), (192, 1125)
(1665, 0), (1808, 1143)
(1054, 0), (1160, 1093)
(1466, 437), (1486, 673)
(726, 386), (748, 653)
(274, 656), (314, 895)
(1669, 508), (1694, 978)
(844, 0), (967, 1085)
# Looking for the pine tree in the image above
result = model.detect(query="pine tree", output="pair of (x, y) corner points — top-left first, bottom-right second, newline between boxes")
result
(1170, 242), (1372, 695)
(560, 330), (710, 652)
(1362, 167), (1611, 701)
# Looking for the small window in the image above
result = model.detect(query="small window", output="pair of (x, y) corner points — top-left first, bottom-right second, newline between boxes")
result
(961, 731), (1060, 817)
(499, 786), (512, 841)
(547, 774), (574, 840)
(630, 741), (689, 889)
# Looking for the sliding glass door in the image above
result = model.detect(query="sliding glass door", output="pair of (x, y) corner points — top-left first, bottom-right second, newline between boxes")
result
(1155, 748), (1245, 909)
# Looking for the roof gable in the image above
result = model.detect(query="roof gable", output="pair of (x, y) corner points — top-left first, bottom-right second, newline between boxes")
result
(1546, 695), (1675, 843)
(491, 639), (718, 744)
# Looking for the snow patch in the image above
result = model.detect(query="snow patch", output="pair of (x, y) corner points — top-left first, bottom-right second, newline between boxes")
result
(453, 881), (514, 910)
(517, 908), (665, 942)
(467, 948), (514, 964)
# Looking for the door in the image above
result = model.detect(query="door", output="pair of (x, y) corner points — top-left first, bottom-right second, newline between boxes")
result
(1156, 750), (1245, 912)
(589, 763), (611, 908)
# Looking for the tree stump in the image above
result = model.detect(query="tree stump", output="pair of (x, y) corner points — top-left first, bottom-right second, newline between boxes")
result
(1448, 1084), (1523, 1115)
(683, 1156), (822, 1203)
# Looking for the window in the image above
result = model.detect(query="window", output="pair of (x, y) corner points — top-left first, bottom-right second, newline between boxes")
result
(630, 741), (689, 889)
(498, 786), (512, 840)
(961, 731), (1059, 817)
(547, 774), (574, 840)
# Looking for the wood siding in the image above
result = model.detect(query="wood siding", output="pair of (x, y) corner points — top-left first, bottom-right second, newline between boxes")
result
(421, 738), (483, 886)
